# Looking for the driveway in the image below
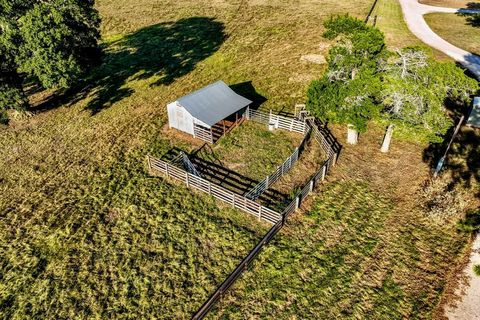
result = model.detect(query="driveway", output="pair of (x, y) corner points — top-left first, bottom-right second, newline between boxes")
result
(398, 0), (480, 79)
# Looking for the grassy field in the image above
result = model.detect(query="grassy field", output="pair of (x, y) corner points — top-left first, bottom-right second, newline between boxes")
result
(1, 0), (478, 318)
(0, 0), (374, 318)
(425, 13), (480, 56)
(419, 0), (479, 7)
(372, 0), (450, 60)
(210, 124), (476, 319)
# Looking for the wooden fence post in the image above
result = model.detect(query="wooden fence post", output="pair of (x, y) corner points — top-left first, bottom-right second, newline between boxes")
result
(321, 165), (327, 181)
(186, 172), (190, 187)
(147, 156), (152, 171)
(258, 206), (262, 221)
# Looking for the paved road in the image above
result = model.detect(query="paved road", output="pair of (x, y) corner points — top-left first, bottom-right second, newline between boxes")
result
(398, 0), (480, 79)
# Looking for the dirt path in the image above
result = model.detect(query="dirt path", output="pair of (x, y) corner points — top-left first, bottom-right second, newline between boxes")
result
(444, 233), (480, 320)
(398, 0), (480, 79)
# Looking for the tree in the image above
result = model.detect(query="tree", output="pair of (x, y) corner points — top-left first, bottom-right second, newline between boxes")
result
(306, 15), (386, 144)
(0, 0), (100, 123)
(379, 48), (478, 152)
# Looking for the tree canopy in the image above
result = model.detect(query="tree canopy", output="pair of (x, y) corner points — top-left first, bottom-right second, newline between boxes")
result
(307, 15), (386, 133)
(0, 0), (100, 123)
(380, 48), (478, 143)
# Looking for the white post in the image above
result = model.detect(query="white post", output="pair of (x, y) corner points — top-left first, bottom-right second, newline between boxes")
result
(380, 124), (394, 153)
(347, 124), (358, 145)
(246, 106), (250, 120)
(295, 196), (300, 210)
(309, 180), (314, 192)
(259, 206), (262, 221)
(321, 165), (327, 181)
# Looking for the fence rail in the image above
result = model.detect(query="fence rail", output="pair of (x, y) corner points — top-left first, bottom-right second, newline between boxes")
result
(194, 124), (214, 144)
(150, 107), (341, 320)
(192, 219), (283, 319)
(248, 109), (307, 134)
(148, 156), (282, 224)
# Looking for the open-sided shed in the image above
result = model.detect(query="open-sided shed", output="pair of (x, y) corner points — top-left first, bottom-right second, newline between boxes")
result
(167, 81), (252, 143)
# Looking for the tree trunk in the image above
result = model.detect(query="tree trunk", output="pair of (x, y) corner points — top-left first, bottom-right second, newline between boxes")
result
(347, 124), (358, 145)
(380, 124), (394, 153)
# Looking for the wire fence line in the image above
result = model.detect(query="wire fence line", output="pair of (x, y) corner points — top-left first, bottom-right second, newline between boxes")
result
(190, 113), (340, 320)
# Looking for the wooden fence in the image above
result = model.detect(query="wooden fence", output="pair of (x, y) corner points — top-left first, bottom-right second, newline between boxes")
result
(148, 156), (282, 224)
(192, 155), (334, 320)
(194, 123), (214, 144)
(193, 219), (283, 319)
(282, 157), (330, 218)
(248, 109), (308, 134)
(245, 127), (312, 200)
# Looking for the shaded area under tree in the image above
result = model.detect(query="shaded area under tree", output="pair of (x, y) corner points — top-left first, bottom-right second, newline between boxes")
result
(32, 17), (226, 114)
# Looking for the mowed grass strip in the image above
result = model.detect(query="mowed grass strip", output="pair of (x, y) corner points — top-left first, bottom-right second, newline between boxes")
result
(425, 13), (480, 56)
(372, 0), (450, 60)
(209, 180), (468, 319)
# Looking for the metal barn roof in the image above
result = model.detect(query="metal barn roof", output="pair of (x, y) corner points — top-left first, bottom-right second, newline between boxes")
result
(177, 81), (252, 127)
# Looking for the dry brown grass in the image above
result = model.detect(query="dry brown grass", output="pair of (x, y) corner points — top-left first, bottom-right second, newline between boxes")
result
(419, 0), (479, 7)
(425, 13), (480, 56)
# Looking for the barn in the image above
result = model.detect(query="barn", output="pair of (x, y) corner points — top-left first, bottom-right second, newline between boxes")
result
(167, 81), (253, 143)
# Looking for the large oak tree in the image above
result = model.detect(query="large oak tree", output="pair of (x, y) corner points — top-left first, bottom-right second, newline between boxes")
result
(0, 0), (100, 123)
(307, 15), (386, 144)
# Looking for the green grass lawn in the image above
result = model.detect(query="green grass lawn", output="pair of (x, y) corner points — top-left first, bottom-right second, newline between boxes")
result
(204, 120), (477, 319)
(202, 121), (302, 181)
(425, 13), (480, 56)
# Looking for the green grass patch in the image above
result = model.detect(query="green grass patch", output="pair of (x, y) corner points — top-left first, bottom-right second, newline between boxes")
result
(209, 180), (468, 319)
(201, 121), (302, 181)
(425, 13), (480, 56)
(474, 264), (480, 277)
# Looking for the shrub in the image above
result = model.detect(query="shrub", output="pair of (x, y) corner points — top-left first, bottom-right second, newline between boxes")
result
(420, 179), (471, 221)
(457, 210), (480, 232)
(474, 265), (480, 277)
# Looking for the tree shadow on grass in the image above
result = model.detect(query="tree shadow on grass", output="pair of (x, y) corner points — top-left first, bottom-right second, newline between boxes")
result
(32, 17), (226, 114)
(423, 99), (480, 191)
(229, 81), (267, 110)
(457, 3), (480, 28)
